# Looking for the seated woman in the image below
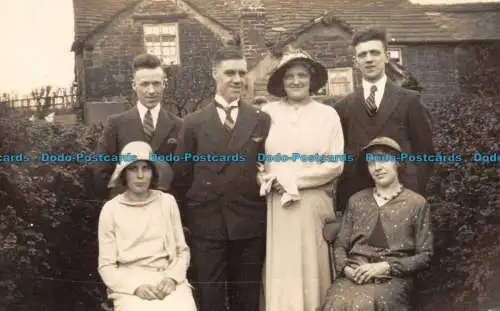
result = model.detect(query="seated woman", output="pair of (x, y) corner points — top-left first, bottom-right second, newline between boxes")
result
(98, 141), (197, 311)
(320, 137), (433, 311)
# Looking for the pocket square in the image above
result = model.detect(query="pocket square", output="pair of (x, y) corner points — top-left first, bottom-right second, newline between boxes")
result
(251, 136), (264, 143)
(167, 138), (178, 144)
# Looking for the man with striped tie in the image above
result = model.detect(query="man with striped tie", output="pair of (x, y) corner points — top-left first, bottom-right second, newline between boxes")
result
(334, 27), (435, 213)
(94, 53), (183, 200)
(173, 46), (271, 311)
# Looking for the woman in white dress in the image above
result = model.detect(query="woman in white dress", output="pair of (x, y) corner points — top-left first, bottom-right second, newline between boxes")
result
(258, 49), (345, 311)
(98, 141), (197, 311)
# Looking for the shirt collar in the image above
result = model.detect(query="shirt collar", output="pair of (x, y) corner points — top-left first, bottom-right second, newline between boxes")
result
(362, 74), (387, 92)
(137, 101), (161, 116)
(215, 94), (239, 108)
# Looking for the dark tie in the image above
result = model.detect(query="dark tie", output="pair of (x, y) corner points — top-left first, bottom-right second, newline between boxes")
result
(365, 85), (378, 116)
(143, 109), (155, 142)
(215, 102), (237, 131)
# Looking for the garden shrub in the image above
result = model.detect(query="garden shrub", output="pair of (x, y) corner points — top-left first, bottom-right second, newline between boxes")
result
(418, 93), (500, 311)
(0, 93), (498, 311)
(0, 118), (105, 311)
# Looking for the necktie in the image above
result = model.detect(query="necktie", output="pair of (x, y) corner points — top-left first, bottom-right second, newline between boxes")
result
(215, 102), (238, 131)
(143, 109), (155, 142)
(365, 85), (378, 116)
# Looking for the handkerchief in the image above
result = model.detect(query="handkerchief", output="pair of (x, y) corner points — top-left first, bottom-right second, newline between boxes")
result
(257, 164), (300, 207)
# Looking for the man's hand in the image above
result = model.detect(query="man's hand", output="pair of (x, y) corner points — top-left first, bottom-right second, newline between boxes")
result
(134, 284), (163, 300)
(352, 262), (391, 284)
(157, 277), (177, 298)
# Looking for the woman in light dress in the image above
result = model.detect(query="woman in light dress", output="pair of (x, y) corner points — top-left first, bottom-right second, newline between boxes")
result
(319, 137), (433, 311)
(97, 141), (197, 311)
(258, 49), (345, 311)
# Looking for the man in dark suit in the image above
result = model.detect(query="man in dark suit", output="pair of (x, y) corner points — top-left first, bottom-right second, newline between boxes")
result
(173, 46), (271, 311)
(94, 53), (183, 200)
(335, 27), (435, 213)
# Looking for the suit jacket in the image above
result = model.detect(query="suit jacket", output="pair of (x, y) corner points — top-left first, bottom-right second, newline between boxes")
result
(172, 101), (271, 240)
(93, 105), (183, 200)
(335, 80), (434, 212)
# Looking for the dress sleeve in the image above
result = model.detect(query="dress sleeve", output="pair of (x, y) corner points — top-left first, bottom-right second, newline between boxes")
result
(333, 200), (354, 276)
(164, 197), (190, 284)
(97, 203), (142, 295)
(293, 109), (344, 189)
(387, 201), (433, 276)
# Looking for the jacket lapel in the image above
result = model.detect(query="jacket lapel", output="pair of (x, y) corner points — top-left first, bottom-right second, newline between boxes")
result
(228, 102), (258, 153)
(125, 108), (147, 142)
(150, 108), (175, 151)
(201, 103), (232, 150)
(350, 88), (373, 130)
(371, 81), (400, 135)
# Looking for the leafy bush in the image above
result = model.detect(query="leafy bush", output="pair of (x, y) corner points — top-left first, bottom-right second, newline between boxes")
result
(0, 118), (105, 311)
(419, 93), (500, 311)
(0, 93), (499, 311)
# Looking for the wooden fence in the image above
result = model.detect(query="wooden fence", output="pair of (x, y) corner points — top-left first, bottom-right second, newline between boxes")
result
(0, 86), (77, 115)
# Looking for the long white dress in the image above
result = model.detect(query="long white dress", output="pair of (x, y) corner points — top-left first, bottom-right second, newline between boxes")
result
(98, 190), (197, 311)
(260, 100), (344, 311)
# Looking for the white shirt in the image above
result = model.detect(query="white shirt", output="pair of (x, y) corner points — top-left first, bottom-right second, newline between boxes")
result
(215, 94), (239, 124)
(136, 101), (161, 129)
(362, 74), (387, 109)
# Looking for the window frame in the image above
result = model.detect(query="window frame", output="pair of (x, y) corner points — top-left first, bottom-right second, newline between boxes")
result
(314, 67), (355, 98)
(387, 47), (403, 66)
(142, 23), (181, 66)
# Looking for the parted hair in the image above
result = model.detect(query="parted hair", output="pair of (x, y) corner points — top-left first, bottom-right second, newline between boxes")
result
(351, 27), (388, 50)
(212, 46), (244, 67)
(132, 53), (162, 72)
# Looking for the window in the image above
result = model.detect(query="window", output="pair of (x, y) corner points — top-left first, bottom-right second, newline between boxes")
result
(315, 67), (354, 97)
(388, 48), (403, 65)
(143, 23), (180, 66)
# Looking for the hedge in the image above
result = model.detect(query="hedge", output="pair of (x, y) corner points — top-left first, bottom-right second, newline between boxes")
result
(0, 93), (499, 311)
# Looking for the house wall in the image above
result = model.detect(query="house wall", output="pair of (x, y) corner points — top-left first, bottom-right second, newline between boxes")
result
(404, 44), (459, 104)
(81, 4), (224, 105)
(247, 22), (466, 105)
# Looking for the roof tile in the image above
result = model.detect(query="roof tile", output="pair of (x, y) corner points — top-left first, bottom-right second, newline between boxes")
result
(73, 0), (140, 42)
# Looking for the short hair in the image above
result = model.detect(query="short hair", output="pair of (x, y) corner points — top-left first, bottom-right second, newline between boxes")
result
(352, 27), (388, 50)
(212, 46), (244, 67)
(118, 161), (159, 189)
(132, 53), (162, 73)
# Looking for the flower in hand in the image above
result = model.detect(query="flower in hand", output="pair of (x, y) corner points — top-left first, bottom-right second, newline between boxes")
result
(351, 262), (391, 284)
(134, 284), (164, 300)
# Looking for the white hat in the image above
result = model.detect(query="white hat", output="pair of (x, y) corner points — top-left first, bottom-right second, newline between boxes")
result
(107, 141), (171, 189)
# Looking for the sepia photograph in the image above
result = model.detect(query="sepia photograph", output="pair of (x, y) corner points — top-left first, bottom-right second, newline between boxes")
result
(0, 0), (499, 310)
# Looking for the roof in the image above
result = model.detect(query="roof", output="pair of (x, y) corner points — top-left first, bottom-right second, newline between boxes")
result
(72, 0), (142, 51)
(414, 3), (500, 41)
(72, 0), (500, 52)
(180, 0), (498, 43)
(261, 0), (460, 43)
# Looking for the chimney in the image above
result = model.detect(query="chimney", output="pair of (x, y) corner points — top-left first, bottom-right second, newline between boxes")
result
(239, 0), (267, 69)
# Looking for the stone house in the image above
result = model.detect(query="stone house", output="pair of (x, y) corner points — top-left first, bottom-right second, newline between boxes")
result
(71, 0), (500, 123)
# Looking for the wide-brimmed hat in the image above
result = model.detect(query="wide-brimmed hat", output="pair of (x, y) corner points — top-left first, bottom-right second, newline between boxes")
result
(267, 48), (328, 98)
(107, 141), (171, 189)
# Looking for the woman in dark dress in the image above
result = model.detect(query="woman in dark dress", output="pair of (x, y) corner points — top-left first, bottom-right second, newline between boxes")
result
(320, 137), (433, 311)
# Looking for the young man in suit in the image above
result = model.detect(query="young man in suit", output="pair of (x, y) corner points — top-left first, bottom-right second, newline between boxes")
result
(335, 27), (435, 213)
(93, 53), (183, 200)
(173, 46), (271, 311)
